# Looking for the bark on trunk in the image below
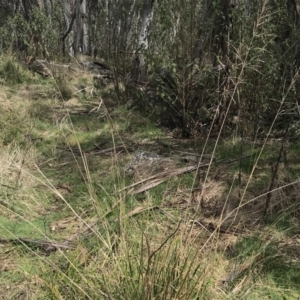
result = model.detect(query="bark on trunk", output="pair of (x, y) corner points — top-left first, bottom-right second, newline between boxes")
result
(132, 0), (155, 83)
(75, 0), (81, 54)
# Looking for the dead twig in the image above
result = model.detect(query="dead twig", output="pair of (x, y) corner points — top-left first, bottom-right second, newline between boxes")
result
(194, 218), (243, 235)
(84, 145), (126, 155)
(0, 217), (101, 253)
(0, 184), (16, 189)
(0, 237), (76, 253)
(56, 144), (126, 156)
(176, 150), (214, 160)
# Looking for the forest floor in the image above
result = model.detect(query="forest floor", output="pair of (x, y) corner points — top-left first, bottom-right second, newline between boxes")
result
(0, 69), (300, 299)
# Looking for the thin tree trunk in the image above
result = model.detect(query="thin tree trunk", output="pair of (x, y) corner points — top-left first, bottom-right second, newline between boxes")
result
(132, 0), (155, 82)
(193, 0), (233, 65)
(75, 0), (81, 54)
(62, 0), (76, 57)
(81, 0), (89, 54)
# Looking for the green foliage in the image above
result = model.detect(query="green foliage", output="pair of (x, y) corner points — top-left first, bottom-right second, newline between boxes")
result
(0, 13), (31, 53)
(0, 55), (33, 85)
(1, 2), (300, 299)
(29, 6), (63, 59)
(126, 0), (300, 137)
(0, 6), (62, 60)
(228, 229), (300, 297)
(0, 1), (299, 139)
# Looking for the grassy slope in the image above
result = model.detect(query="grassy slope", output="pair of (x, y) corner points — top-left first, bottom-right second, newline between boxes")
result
(0, 57), (300, 299)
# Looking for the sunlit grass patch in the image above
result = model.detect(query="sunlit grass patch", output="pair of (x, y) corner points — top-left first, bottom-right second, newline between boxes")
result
(134, 123), (165, 140)
(0, 216), (50, 239)
(0, 61), (300, 299)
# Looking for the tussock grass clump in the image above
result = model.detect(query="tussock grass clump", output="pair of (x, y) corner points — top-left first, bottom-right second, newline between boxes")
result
(0, 54), (34, 85)
(54, 76), (74, 100)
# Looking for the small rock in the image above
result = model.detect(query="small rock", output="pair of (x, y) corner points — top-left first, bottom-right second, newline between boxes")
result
(124, 151), (162, 173)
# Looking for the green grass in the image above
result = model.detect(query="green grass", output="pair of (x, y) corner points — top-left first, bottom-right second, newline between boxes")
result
(226, 233), (300, 298)
(0, 54), (36, 85)
(0, 57), (300, 299)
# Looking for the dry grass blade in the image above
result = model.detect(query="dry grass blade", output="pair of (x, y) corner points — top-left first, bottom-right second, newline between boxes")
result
(220, 255), (263, 285)
(125, 205), (159, 217)
(132, 178), (167, 194)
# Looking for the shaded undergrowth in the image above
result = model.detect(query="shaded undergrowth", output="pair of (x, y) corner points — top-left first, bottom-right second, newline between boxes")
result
(0, 62), (300, 299)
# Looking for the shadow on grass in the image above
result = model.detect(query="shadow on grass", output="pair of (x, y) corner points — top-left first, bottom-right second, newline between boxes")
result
(227, 229), (300, 294)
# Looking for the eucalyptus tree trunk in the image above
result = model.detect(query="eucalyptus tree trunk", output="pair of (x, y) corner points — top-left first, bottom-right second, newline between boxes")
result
(192, 0), (233, 128)
(132, 0), (155, 82)
(75, 0), (81, 54)
(62, 0), (75, 57)
(20, 0), (33, 21)
(43, 0), (52, 17)
(287, 0), (300, 65)
(71, 0), (89, 55)
(81, 0), (89, 54)
(193, 0), (232, 66)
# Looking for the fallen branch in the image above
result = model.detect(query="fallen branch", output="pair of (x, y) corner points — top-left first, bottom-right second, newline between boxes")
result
(0, 237), (75, 253)
(84, 145), (126, 155)
(122, 155), (251, 195)
(121, 164), (207, 194)
(119, 164), (204, 192)
(0, 217), (100, 254)
(176, 151), (215, 160)
(0, 184), (16, 189)
(57, 144), (126, 156)
(132, 178), (167, 194)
